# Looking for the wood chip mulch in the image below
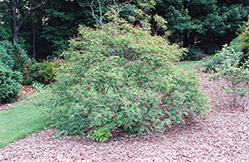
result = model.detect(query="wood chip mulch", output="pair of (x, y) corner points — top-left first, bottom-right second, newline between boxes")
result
(0, 73), (248, 162)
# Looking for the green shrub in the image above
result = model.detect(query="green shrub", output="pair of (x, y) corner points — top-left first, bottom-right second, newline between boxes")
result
(22, 58), (41, 85)
(200, 43), (246, 72)
(0, 64), (23, 103)
(239, 18), (249, 51)
(0, 40), (41, 84)
(36, 59), (60, 84)
(48, 17), (208, 142)
(210, 50), (249, 110)
(0, 41), (28, 72)
(0, 41), (16, 69)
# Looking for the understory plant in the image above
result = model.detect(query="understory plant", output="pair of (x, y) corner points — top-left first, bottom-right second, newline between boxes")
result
(48, 16), (208, 142)
(0, 64), (23, 103)
(0, 40), (41, 85)
(210, 47), (249, 109)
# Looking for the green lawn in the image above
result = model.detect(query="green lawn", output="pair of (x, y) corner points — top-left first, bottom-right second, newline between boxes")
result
(0, 97), (50, 148)
(177, 61), (200, 70)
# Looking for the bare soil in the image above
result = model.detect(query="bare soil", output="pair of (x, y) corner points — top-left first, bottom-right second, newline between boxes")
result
(0, 73), (248, 162)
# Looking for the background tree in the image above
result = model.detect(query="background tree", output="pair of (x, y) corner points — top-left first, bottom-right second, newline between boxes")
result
(1, 0), (249, 59)
(155, 0), (249, 57)
(3, 0), (45, 43)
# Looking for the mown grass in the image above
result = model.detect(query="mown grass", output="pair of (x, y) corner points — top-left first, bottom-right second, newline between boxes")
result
(177, 61), (200, 70)
(0, 94), (50, 148)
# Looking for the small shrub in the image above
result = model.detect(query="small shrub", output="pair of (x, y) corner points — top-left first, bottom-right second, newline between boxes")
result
(199, 44), (245, 72)
(23, 58), (60, 85)
(48, 17), (208, 142)
(0, 64), (23, 103)
(0, 41), (16, 69)
(210, 49), (249, 109)
(0, 40), (41, 85)
(22, 58), (41, 85)
(34, 59), (60, 84)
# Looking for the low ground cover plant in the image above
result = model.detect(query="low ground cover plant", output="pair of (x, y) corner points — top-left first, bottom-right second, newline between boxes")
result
(47, 17), (208, 142)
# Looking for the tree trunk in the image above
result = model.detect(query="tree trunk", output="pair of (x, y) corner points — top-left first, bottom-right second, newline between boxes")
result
(10, 0), (19, 43)
(32, 13), (36, 57)
(7, 0), (45, 44)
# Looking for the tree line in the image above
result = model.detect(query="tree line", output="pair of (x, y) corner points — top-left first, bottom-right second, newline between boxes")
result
(1, 0), (249, 59)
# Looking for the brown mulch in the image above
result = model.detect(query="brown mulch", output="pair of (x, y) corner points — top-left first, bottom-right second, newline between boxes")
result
(0, 73), (249, 162)
(0, 85), (36, 112)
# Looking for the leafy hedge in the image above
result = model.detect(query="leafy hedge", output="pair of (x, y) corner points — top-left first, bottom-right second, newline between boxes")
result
(48, 18), (208, 142)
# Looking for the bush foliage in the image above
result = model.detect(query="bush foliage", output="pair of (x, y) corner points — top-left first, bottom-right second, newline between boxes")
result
(0, 40), (58, 85)
(0, 40), (40, 85)
(48, 18), (208, 141)
(201, 17), (249, 72)
(210, 49), (249, 109)
(0, 41), (29, 72)
(0, 64), (23, 103)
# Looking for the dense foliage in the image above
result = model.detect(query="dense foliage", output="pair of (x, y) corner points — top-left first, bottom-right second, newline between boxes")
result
(200, 16), (249, 72)
(35, 59), (60, 84)
(156, 0), (249, 55)
(0, 40), (57, 87)
(0, 64), (23, 103)
(1, 0), (248, 59)
(48, 18), (208, 141)
(238, 18), (249, 62)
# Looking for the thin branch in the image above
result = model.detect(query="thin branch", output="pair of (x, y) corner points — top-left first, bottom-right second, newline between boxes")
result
(18, 0), (45, 29)
(30, 0), (45, 10)
(88, 0), (104, 27)
(97, 0), (102, 20)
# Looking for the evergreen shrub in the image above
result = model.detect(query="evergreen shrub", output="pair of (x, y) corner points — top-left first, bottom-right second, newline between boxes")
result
(0, 64), (23, 103)
(0, 40), (58, 85)
(0, 40), (41, 84)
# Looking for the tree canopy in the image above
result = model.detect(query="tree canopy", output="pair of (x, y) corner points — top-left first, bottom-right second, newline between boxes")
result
(0, 0), (249, 58)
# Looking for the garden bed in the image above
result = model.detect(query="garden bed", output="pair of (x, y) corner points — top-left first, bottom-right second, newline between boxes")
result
(0, 73), (248, 161)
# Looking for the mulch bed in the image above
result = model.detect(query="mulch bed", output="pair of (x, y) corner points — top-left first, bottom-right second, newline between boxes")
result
(0, 73), (248, 162)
